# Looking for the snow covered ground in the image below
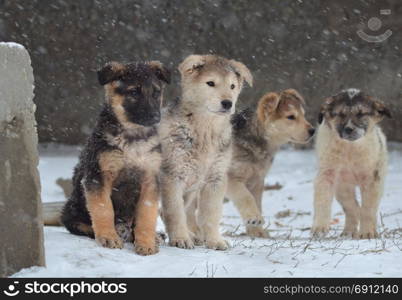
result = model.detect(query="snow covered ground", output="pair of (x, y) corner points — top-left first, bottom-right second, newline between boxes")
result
(13, 144), (402, 277)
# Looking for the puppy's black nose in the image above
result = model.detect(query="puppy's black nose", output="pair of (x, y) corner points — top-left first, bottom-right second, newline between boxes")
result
(344, 127), (353, 134)
(221, 100), (232, 110)
(309, 128), (316, 136)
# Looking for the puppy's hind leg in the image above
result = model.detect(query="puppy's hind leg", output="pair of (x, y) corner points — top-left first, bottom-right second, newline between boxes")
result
(161, 177), (194, 249)
(335, 184), (359, 238)
(198, 177), (229, 250)
(312, 170), (335, 237)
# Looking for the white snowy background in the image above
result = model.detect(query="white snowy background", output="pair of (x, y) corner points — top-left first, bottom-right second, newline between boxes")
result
(13, 144), (402, 277)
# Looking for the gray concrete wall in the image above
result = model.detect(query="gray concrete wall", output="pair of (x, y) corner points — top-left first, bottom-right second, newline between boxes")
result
(0, 42), (45, 277)
(0, 0), (401, 144)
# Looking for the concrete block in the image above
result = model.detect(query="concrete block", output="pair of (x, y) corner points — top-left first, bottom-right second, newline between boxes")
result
(0, 42), (45, 277)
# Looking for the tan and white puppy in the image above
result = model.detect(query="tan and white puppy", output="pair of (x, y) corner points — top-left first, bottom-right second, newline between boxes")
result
(313, 89), (391, 239)
(160, 54), (252, 250)
(228, 89), (315, 237)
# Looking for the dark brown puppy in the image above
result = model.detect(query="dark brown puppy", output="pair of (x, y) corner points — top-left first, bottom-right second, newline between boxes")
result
(61, 61), (170, 255)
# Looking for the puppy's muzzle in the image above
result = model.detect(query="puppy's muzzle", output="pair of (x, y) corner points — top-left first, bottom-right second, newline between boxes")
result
(339, 126), (363, 141)
(220, 99), (232, 111)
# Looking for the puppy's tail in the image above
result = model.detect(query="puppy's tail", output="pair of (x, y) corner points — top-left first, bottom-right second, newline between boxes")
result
(44, 201), (94, 238)
(43, 201), (64, 226)
(43, 178), (72, 226)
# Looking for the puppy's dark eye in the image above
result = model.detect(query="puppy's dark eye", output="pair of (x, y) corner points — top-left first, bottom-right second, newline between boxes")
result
(230, 84), (235, 89)
(356, 112), (365, 118)
(206, 81), (215, 87)
(287, 115), (296, 120)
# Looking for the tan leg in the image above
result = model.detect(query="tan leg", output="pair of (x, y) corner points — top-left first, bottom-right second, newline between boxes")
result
(198, 177), (229, 250)
(312, 171), (335, 237)
(335, 184), (360, 238)
(134, 176), (160, 255)
(161, 176), (194, 249)
(86, 151), (124, 249)
(226, 178), (264, 227)
(359, 181), (383, 239)
(231, 181), (269, 238)
(85, 178), (123, 249)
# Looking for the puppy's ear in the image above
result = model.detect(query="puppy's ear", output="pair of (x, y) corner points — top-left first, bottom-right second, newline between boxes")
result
(318, 97), (334, 124)
(283, 89), (305, 105)
(257, 92), (280, 122)
(374, 99), (392, 119)
(149, 61), (171, 84)
(97, 61), (125, 85)
(178, 55), (206, 75)
(229, 59), (253, 87)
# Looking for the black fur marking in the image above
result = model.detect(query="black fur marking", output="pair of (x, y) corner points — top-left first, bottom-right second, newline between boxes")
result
(231, 108), (253, 131)
(111, 167), (143, 224)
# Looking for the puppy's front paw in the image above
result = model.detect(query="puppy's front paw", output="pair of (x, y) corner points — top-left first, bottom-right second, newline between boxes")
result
(96, 232), (124, 249)
(358, 229), (379, 239)
(135, 244), (159, 256)
(245, 216), (265, 226)
(205, 237), (229, 250)
(340, 230), (358, 239)
(190, 232), (204, 246)
(311, 225), (330, 238)
(246, 225), (270, 238)
(169, 237), (195, 249)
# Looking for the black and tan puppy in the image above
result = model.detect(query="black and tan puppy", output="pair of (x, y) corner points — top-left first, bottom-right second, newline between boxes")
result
(61, 61), (170, 255)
